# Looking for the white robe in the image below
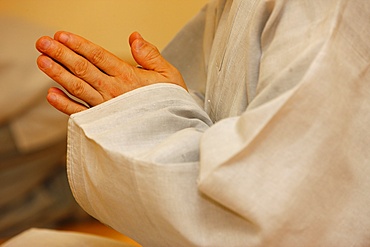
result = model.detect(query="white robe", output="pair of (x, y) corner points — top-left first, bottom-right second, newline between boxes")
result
(5, 0), (370, 246)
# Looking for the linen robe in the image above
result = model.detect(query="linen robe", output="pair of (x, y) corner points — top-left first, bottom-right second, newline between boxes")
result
(68, 0), (370, 246)
(5, 0), (370, 246)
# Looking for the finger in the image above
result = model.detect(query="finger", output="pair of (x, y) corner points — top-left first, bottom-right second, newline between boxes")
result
(129, 32), (187, 90)
(36, 36), (111, 92)
(128, 32), (142, 46)
(37, 54), (104, 106)
(47, 87), (89, 115)
(129, 32), (171, 72)
(54, 31), (130, 76)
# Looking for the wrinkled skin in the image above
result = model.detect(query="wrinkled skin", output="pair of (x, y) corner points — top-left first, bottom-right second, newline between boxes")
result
(36, 31), (186, 115)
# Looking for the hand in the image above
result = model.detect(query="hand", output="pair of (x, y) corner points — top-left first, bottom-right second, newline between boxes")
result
(36, 31), (186, 115)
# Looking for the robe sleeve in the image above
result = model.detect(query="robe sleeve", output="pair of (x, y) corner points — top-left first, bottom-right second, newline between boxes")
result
(67, 0), (370, 246)
(68, 84), (258, 246)
(199, 1), (370, 246)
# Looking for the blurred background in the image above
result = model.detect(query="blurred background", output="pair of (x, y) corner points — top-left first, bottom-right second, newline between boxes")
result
(0, 0), (207, 245)
(0, 0), (208, 61)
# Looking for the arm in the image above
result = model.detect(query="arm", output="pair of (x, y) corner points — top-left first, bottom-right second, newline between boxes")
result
(36, 28), (256, 245)
(36, 31), (186, 115)
(35, 1), (370, 246)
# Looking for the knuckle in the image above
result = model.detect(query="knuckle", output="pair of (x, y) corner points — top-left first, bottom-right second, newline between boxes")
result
(74, 59), (89, 77)
(90, 48), (105, 64)
(51, 66), (65, 81)
(73, 40), (83, 52)
(146, 46), (160, 61)
(54, 46), (64, 60)
(61, 104), (70, 115)
(70, 81), (86, 97)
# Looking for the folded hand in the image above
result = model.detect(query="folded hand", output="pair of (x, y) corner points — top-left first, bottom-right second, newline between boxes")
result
(36, 31), (186, 115)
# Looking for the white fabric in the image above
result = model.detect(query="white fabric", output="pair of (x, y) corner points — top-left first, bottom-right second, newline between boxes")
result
(64, 0), (370, 246)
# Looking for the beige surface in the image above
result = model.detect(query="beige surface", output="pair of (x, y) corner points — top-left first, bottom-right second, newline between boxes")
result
(0, 220), (141, 246)
(57, 220), (141, 247)
(0, 0), (208, 62)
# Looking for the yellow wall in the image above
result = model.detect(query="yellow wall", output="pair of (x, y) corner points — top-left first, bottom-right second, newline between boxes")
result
(0, 0), (208, 61)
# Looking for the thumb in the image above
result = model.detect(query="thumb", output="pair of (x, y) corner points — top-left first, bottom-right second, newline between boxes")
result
(129, 32), (169, 72)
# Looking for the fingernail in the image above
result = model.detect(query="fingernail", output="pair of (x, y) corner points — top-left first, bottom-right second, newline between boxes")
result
(48, 93), (57, 103)
(59, 33), (69, 43)
(39, 56), (52, 69)
(136, 32), (143, 39)
(134, 39), (144, 51)
(40, 38), (51, 49)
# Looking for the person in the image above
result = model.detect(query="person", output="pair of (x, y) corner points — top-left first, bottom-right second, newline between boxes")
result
(4, 0), (370, 246)
(0, 16), (88, 238)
